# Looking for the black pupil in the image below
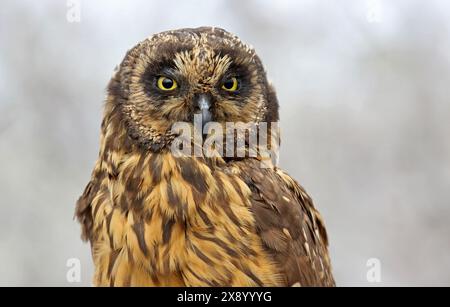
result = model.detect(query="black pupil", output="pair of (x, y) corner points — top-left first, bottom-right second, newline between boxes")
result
(223, 78), (235, 89)
(162, 78), (173, 89)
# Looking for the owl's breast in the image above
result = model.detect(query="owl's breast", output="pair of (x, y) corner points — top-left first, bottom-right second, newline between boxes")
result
(90, 153), (283, 286)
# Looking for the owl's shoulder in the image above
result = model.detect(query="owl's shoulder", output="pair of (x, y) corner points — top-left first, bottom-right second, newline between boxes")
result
(228, 159), (335, 286)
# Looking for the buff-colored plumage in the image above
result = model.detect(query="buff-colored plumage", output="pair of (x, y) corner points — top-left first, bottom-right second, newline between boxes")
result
(76, 27), (335, 286)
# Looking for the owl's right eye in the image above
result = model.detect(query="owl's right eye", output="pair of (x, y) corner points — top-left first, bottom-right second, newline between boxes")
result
(156, 76), (178, 91)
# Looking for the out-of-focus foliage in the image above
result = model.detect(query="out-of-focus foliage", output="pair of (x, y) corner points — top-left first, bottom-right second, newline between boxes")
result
(0, 0), (449, 286)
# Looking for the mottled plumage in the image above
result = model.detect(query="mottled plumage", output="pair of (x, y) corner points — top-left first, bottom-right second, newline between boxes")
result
(76, 27), (335, 286)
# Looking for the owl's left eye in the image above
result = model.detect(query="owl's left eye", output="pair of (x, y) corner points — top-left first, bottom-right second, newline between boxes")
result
(221, 77), (239, 92)
(157, 76), (178, 91)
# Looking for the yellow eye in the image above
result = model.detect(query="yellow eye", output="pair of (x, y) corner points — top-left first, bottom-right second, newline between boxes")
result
(157, 76), (177, 91)
(221, 77), (239, 92)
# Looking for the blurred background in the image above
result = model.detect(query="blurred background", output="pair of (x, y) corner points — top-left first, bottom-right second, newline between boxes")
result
(1, 0), (449, 286)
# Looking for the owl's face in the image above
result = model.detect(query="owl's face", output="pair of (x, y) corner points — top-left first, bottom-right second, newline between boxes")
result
(110, 27), (279, 151)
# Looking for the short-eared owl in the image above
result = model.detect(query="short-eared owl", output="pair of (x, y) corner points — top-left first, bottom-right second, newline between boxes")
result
(76, 27), (335, 286)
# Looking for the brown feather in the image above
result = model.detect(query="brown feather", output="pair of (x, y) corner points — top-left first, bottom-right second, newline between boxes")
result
(231, 159), (335, 286)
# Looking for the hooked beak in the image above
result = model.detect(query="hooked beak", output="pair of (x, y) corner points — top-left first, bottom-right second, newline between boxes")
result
(196, 94), (212, 129)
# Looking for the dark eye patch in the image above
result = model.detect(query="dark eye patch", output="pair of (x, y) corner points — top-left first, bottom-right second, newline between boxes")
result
(140, 43), (193, 100)
(219, 62), (252, 100)
(141, 61), (188, 101)
(212, 46), (253, 95)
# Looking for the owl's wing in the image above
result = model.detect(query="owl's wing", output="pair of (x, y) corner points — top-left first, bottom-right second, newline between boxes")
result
(236, 159), (335, 286)
(75, 160), (104, 243)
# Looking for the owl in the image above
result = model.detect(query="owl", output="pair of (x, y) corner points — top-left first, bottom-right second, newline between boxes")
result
(76, 27), (335, 287)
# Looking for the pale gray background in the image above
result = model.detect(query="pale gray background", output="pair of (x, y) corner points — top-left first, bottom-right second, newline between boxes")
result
(1, 0), (449, 286)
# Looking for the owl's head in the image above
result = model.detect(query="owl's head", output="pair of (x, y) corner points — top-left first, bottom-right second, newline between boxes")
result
(108, 27), (279, 152)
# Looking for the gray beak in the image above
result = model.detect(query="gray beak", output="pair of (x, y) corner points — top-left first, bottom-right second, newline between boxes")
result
(196, 94), (212, 128)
